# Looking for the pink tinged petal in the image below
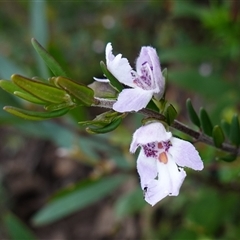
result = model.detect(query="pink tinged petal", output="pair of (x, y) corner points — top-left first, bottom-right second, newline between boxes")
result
(157, 158), (186, 196)
(113, 88), (153, 113)
(136, 150), (157, 189)
(169, 137), (204, 171)
(105, 43), (135, 88)
(149, 48), (165, 99)
(135, 47), (156, 91)
(130, 122), (172, 153)
(136, 47), (151, 72)
(136, 46), (165, 99)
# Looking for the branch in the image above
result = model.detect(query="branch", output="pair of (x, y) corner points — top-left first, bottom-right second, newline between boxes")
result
(94, 98), (239, 156)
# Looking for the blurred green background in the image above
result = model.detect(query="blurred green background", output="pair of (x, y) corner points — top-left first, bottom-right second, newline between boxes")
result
(0, 0), (240, 239)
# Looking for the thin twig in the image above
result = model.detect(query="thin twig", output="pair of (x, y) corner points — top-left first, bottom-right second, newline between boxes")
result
(93, 99), (239, 156)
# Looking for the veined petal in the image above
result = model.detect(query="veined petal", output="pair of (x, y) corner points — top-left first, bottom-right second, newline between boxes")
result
(136, 46), (165, 98)
(157, 158), (186, 196)
(169, 138), (204, 171)
(113, 88), (153, 113)
(105, 43), (135, 88)
(137, 150), (157, 189)
(130, 122), (172, 153)
(149, 48), (165, 99)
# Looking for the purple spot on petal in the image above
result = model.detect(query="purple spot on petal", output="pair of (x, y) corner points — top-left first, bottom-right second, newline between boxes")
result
(162, 140), (172, 152)
(143, 142), (158, 158)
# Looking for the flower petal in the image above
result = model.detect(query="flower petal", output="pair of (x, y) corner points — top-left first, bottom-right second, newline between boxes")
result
(136, 46), (165, 98)
(130, 122), (172, 153)
(169, 137), (204, 171)
(142, 154), (186, 206)
(105, 43), (135, 88)
(149, 48), (165, 100)
(136, 149), (157, 189)
(113, 88), (153, 113)
(144, 179), (168, 206)
(157, 158), (186, 195)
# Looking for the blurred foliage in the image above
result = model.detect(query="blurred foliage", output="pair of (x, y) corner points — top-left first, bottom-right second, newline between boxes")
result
(0, 0), (240, 239)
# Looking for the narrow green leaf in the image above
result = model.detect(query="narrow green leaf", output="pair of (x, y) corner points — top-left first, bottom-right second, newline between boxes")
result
(55, 76), (95, 106)
(86, 117), (122, 134)
(0, 79), (47, 104)
(229, 114), (240, 146)
(4, 106), (69, 120)
(30, 1), (49, 78)
(100, 61), (123, 92)
(212, 125), (225, 148)
(161, 68), (167, 99)
(165, 104), (177, 125)
(14, 91), (46, 104)
(3, 212), (37, 240)
(0, 79), (23, 94)
(44, 102), (75, 111)
(32, 174), (127, 226)
(31, 38), (67, 77)
(200, 107), (213, 136)
(12, 74), (70, 104)
(186, 98), (201, 128)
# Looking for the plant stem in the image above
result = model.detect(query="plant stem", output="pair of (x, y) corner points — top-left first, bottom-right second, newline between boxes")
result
(94, 98), (239, 156)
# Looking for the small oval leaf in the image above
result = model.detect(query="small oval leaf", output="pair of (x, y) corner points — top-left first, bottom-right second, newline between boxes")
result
(212, 125), (225, 148)
(221, 119), (231, 139)
(217, 154), (237, 162)
(186, 98), (201, 128)
(86, 117), (122, 134)
(229, 114), (240, 146)
(165, 104), (177, 126)
(200, 107), (213, 136)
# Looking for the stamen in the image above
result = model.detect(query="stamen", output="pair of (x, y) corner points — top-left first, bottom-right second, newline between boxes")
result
(158, 152), (168, 164)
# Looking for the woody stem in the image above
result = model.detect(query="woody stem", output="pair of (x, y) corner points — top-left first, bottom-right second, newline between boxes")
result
(94, 98), (239, 156)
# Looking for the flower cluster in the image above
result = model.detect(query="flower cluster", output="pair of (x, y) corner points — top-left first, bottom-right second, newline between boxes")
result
(98, 43), (204, 206)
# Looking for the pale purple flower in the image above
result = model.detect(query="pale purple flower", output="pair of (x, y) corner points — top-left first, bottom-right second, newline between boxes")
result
(104, 43), (165, 112)
(130, 122), (204, 206)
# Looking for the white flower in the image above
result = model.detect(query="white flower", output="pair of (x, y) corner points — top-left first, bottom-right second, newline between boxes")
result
(130, 122), (204, 206)
(104, 43), (165, 112)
